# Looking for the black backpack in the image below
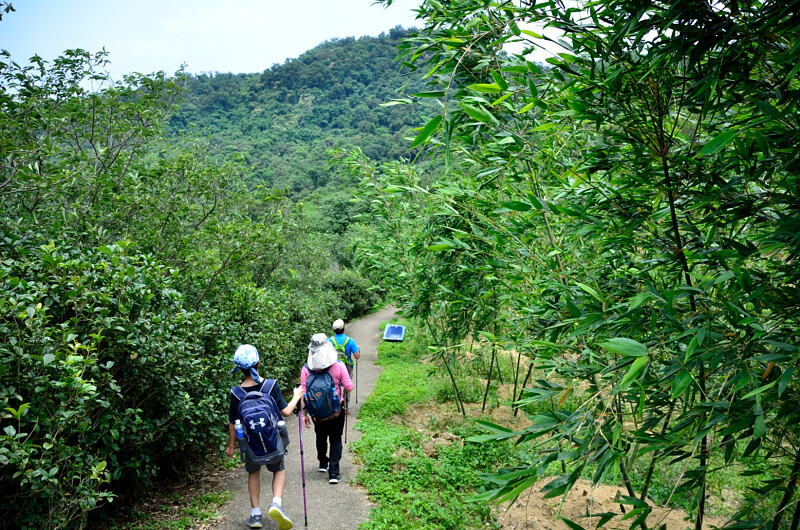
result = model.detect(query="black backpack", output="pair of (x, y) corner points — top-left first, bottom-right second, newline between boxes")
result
(231, 379), (285, 463)
(304, 363), (341, 422)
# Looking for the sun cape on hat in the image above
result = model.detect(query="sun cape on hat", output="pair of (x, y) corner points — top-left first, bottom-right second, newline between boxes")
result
(307, 332), (337, 370)
(231, 344), (261, 383)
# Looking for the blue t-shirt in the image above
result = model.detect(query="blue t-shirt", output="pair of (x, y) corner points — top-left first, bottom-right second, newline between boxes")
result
(330, 333), (359, 364)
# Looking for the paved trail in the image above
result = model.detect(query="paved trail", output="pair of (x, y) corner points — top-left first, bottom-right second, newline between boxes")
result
(214, 307), (397, 530)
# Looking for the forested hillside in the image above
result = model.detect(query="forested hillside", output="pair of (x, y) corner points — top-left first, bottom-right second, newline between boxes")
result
(169, 27), (428, 196)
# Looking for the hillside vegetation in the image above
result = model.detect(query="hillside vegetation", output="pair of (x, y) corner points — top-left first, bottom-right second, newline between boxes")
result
(169, 27), (430, 197)
(0, 30), (390, 529)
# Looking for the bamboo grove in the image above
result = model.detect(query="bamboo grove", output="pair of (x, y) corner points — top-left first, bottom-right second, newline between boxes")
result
(349, 0), (800, 528)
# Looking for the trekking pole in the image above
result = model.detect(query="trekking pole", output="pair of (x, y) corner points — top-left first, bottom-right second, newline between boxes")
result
(344, 392), (349, 445)
(296, 391), (308, 527)
(355, 358), (359, 404)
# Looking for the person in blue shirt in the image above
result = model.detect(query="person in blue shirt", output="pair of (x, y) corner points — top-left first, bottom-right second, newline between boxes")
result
(329, 319), (360, 379)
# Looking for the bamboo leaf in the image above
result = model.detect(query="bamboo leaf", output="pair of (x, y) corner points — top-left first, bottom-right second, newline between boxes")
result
(500, 200), (532, 211)
(473, 420), (514, 434)
(754, 413), (766, 439)
(628, 291), (651, 310)
(698, 129), (739, 155)
(458, 102), (496, 123)
(740, 380), (776, 400)
(599, 337), (647, 357)
(619, 356), (648, 388)
(491, 93), (513, 106)
(380, 98), (413, 107)
(560, 516), (584, 530)
(491, 71), (509, 91)
(427, 241), (456, 251)
(521, 29), (544, 38)
(410, 115), (442, 148)
(752, 99), (782, 120)
(576, 282), (603, 303)
(779, 366), (794, 396)
(411, 91), (446, 98)
(532, 122), (558, 132)
(467, 83), (503, 94)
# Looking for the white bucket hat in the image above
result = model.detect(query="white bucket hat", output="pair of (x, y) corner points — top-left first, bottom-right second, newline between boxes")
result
(307, 333), (337, 370)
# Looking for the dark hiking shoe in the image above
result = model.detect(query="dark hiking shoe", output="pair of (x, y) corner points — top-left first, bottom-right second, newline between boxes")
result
(268, 502), (293, 530)
(246, 514), (263, 528)
(329, 473), (340, 484)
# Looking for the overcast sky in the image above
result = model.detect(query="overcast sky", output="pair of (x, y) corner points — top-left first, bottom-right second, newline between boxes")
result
(2, 0), (423, 80)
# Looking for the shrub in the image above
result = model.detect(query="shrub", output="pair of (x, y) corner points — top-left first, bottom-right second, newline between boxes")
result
(0, 236), (211, 528)
(320, 269), (381, 321)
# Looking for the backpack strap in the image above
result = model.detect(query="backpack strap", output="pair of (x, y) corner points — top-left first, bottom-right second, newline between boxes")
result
(331, 336), (352, 364)
(232, 379), (276, 401)
(231, 385), (247, 401)
(330, 335), (350, 348)
(259, 378), (277, 396)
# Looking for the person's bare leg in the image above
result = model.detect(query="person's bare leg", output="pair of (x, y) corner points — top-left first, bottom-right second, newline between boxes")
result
(272, 469), (286, 499)
(268, 470), (292, 528)
(248, 469), (261, 508)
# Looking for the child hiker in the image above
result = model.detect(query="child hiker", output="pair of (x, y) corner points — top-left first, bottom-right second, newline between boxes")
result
(301, 333), (353, 484)
(226, 344), (302, 529)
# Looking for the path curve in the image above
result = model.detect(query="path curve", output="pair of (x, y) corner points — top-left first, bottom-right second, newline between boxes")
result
(214, 306), (397, 530)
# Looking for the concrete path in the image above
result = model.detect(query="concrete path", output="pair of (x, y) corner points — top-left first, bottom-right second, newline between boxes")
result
(214, 306), (397, 530)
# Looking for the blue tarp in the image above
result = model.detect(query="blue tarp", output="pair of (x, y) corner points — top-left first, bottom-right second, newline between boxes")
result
(382, 324), (406, 342)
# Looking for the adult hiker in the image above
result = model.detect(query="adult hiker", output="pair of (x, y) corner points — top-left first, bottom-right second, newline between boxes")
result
(329, 318), (361, 443)
(329, 318), (361, 380)
(300, 333), (353, 485)
(226, 344), (302, 530)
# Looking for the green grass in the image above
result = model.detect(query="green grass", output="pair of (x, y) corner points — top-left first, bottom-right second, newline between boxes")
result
(352, 319), (513, 529)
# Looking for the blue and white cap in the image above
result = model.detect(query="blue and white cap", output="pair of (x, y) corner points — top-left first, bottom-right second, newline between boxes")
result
(231, 344), (261, 383)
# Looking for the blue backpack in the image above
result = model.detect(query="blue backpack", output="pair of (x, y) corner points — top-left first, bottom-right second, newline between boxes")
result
(232, 379), (284, 461)
(304, 363), (341, 422)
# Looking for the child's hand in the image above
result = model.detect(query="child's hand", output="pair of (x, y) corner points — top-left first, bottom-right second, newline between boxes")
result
(292, 385), (303, 399)
(225, 444), (235, 459)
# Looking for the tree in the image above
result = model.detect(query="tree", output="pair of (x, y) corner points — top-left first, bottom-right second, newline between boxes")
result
(367, 0), (800, 527)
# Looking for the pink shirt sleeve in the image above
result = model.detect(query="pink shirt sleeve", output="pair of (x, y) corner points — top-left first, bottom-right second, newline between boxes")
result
(300, 365), (309, 393)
